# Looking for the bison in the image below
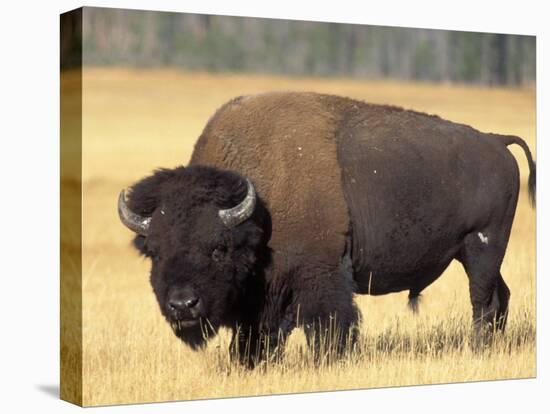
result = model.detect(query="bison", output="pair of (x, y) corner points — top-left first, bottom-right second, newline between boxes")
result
(118, 92), (535, 365)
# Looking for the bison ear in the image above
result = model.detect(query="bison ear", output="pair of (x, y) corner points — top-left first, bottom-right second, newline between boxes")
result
(132, 235), (149, 257)
(232, 221), (264, 249)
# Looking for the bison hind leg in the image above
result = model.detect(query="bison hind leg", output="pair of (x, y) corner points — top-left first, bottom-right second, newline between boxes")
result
(407, 291), (422, 314)
(458, 229), (512, 347)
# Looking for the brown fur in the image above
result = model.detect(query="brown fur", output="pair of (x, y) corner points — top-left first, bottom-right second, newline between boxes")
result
(191, 92), (350, 282)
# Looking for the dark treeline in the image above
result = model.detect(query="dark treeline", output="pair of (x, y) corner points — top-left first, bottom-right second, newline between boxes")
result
(76, 7), (535, 86)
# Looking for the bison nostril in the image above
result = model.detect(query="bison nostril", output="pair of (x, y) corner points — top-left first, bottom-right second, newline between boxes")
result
(184, 297), (200, 309)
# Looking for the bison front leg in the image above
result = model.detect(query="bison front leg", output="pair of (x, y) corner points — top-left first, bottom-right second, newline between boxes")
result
(229, 325), (258, 368)
(303, 312), (358, 365)
(229, 323), (291, 368)
(297, 267), (359, 364)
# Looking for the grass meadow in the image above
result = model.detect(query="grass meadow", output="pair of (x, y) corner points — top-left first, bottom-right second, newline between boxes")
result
(73, 68), (535, 406)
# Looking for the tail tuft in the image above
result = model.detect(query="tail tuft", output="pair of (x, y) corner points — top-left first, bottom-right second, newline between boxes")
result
(528, 162), (536, 207)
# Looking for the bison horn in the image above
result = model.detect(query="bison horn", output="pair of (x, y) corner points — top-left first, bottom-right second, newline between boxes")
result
(218, 179), (256, 228)
(117, 189), (152, 236)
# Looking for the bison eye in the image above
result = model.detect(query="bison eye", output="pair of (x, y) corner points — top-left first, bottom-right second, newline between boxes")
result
(211, 247), (225, 262)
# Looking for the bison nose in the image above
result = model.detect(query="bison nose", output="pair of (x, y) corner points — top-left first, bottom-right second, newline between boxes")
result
(168, 296), (200, 312)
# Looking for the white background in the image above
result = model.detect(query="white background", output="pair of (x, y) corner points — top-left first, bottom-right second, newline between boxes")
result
(0, 0), (547, 412)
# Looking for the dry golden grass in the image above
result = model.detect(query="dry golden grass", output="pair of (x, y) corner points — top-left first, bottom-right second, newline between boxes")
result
(76, 68), (535, 406)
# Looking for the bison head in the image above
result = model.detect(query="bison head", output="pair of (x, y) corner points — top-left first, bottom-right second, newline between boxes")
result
(118, 165), (269, 349)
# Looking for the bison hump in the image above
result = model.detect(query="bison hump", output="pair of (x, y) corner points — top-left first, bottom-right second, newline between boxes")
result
(190, 92), (350, 273)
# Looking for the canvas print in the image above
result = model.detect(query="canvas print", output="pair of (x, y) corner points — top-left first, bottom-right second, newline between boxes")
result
(60, 7), (536, 407)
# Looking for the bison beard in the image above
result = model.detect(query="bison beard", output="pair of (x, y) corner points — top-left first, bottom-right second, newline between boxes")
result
(119, 91), (535, 366)
(169, 320), (216, 350)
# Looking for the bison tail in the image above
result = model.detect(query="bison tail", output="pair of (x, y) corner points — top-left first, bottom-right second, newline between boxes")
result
(494, 134), (536, 207)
